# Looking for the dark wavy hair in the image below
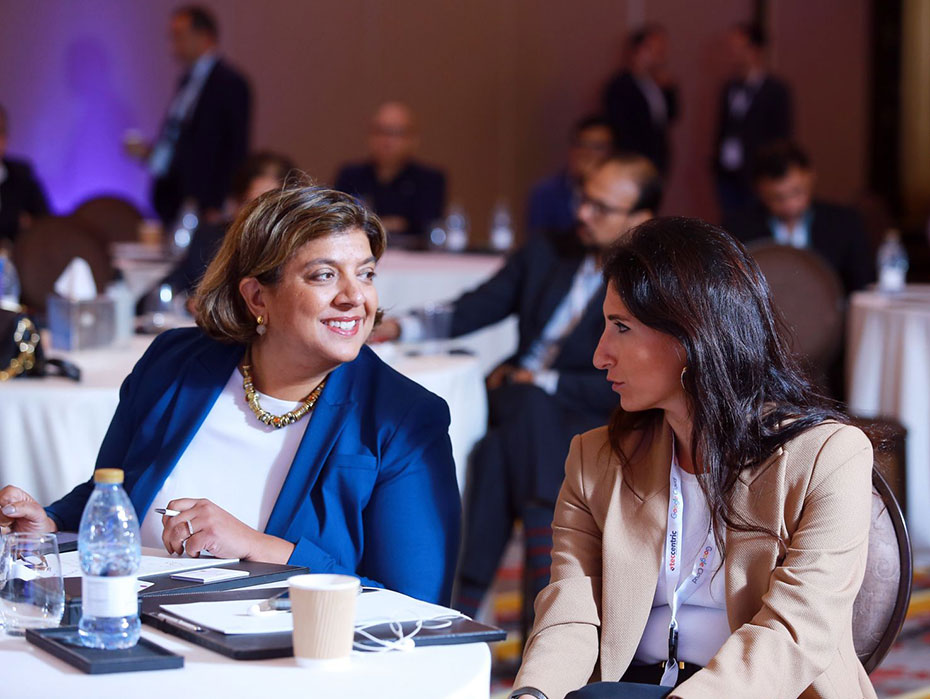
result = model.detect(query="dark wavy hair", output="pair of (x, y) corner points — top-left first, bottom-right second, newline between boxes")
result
(602, 216), (846, 555)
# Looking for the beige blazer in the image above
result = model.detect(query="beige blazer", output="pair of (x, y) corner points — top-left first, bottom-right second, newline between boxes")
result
(515, 420), (875, 699)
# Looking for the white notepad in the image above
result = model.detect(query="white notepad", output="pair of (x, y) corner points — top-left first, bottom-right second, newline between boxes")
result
(160, 588), (465, 635)
(59, 547), (239, 579)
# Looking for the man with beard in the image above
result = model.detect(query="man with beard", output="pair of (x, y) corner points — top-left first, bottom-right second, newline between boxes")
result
(372, 154), (662, 616)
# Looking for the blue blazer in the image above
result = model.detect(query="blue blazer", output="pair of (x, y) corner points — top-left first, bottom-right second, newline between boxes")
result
(47, 328), (461, 604)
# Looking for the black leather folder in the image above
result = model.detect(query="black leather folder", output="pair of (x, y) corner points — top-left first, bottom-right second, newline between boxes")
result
(62, 560), (308, 625)
(139, 587), (506, 660)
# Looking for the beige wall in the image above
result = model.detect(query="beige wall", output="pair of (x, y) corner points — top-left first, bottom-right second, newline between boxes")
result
(0, 0), (870, 240)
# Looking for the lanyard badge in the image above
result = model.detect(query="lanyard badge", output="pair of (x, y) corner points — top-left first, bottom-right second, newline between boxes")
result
(660, 445), (716, 687)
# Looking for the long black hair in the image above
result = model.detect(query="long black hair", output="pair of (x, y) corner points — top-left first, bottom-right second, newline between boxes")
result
(602, 216), (846, 555)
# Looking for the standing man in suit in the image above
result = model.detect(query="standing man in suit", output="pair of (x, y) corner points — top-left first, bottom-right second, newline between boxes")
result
(0, 104), (50, 248)
(725, 141), (874, 294)
(603, 26), (678, 175)
(714, 22), (793, 218)
(372, 155), (663, 616)
(126, 6), (251, 227)
(334, 102), (446, 249)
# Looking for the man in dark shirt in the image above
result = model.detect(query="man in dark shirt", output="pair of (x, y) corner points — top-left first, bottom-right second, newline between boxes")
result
(0, 104), (50, 247)
(526, 115), (614, 238)
(334, 102), (446, 248)
(125, 6), (251, 227)
(714, 22), (793, 218)
(148, 152), (295, 308)
(603, 25), (679, 174)
(724, 141), (874, 294)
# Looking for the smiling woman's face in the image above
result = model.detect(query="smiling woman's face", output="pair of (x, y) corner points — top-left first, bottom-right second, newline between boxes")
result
(248, 228), (378, 372)
(592, 282), (687, 415)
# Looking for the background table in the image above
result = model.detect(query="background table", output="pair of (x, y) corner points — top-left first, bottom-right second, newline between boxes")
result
(373, 250), (518, 375)
(0, 626), (491, 698)
(0, 335), (487, 503)
(847, 284), (930, 562)
(113, 247), (519, 376)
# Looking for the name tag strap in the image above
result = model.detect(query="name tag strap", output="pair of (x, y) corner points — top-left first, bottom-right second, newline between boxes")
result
(659, 444), (716, 687)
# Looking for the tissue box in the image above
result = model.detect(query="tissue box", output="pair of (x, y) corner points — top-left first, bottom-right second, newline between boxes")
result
(47, 295), (117, 351)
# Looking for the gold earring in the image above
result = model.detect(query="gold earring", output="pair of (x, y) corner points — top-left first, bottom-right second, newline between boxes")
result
(680, 366), (687, 390)
(256, 315), (267, 336)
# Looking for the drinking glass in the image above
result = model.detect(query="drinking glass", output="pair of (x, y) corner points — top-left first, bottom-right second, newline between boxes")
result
(0, 533), (65, 635)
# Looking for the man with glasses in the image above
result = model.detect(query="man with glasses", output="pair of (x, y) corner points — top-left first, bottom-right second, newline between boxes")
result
(334, 101), (446, 248)
(372, 154), (662, 617)
(526, 115), (615, 238)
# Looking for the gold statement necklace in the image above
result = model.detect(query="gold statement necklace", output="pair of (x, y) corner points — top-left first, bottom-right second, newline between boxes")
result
(240, 358), (327, 429)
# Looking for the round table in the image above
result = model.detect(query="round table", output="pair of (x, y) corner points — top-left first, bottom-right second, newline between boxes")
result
(847, 284), (930, 559)
(0, 626), (491, 698)
(0, 335), (487, 503)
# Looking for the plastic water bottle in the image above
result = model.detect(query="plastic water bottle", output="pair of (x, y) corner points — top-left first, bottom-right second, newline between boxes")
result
(445, 205), (469, 252)
(877, 229), (908, 293)
(489, 202), (514, 252)
(0, 251), (22, 311)
(78, 468), (142, 649)
(106, 272), (135, 348)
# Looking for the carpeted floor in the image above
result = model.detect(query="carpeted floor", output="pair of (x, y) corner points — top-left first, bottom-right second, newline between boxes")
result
(487, 533), (930, 699)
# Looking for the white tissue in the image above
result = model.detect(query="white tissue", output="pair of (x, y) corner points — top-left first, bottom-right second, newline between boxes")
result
(54, 257), (97, 301)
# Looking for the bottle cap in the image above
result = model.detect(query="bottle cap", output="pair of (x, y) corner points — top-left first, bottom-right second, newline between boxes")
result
(94, 468), (124, 484)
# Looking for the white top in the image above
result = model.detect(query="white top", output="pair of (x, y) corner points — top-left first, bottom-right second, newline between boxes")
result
(633, 469), (730, 666)
(139, 367), (309, 548)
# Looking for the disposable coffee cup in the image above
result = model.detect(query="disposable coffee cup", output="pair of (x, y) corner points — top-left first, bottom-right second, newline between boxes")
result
(289, 574), (359, 669)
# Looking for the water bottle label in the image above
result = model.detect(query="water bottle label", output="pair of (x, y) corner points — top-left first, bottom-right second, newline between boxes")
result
(82, 575), (138, 617)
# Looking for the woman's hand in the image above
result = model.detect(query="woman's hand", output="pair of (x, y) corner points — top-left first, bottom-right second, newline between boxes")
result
(0, 486), (57, 534)
(161, 498), (294, 563)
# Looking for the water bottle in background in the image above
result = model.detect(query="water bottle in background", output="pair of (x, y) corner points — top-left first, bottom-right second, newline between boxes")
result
(0, 250), (22, 311)
(106, 271), (135, 348)
(78, 468), (142, 649)
(170, 199), (198, 255)
(877, 229), (908, 293)
(445, 205), (469, 252)
(489, 201), (514, 252)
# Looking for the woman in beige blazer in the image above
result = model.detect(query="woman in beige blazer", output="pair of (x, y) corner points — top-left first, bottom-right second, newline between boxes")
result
(511, 217), (874, 699)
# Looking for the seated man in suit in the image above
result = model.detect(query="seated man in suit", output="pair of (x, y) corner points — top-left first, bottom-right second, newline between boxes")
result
(526, 115), (614, 238)
(146, 151), (295, 307)
(725, 141), (874, 294)
(372, 154), (663, 616)
(0, 103), (50, 248)
(334, 102), (446, 248)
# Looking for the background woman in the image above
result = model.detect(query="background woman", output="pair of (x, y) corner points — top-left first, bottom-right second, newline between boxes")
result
(0, 185), (461, 605)
(511, 217), (874, 698)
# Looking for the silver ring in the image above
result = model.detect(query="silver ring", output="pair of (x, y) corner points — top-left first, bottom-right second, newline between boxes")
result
(186, 520), (194, 537)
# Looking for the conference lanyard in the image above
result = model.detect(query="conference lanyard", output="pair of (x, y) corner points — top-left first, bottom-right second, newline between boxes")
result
(660, 444), (717, 687)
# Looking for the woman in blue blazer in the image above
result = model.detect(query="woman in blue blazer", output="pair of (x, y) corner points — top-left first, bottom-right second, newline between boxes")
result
(0, 185), (460, 605)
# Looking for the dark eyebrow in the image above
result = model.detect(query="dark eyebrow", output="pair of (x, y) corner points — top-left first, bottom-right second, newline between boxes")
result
(301, 255), (378, 271)
(606, 314), (632, 322)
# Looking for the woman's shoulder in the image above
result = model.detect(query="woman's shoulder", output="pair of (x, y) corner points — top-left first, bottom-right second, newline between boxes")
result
(780, 421), (872, 462)
(139, 326), (235, 365)
(769, 420), (874, 492)
(350, 346), (450, 421)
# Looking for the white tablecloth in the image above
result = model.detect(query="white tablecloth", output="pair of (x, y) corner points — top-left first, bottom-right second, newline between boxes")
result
(847, 284), (930, 559)
(0, 626), (491, 698)
(376, 250), (518, 374)
(114, 248), (518, 373)
(0, 335), (487, 503)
